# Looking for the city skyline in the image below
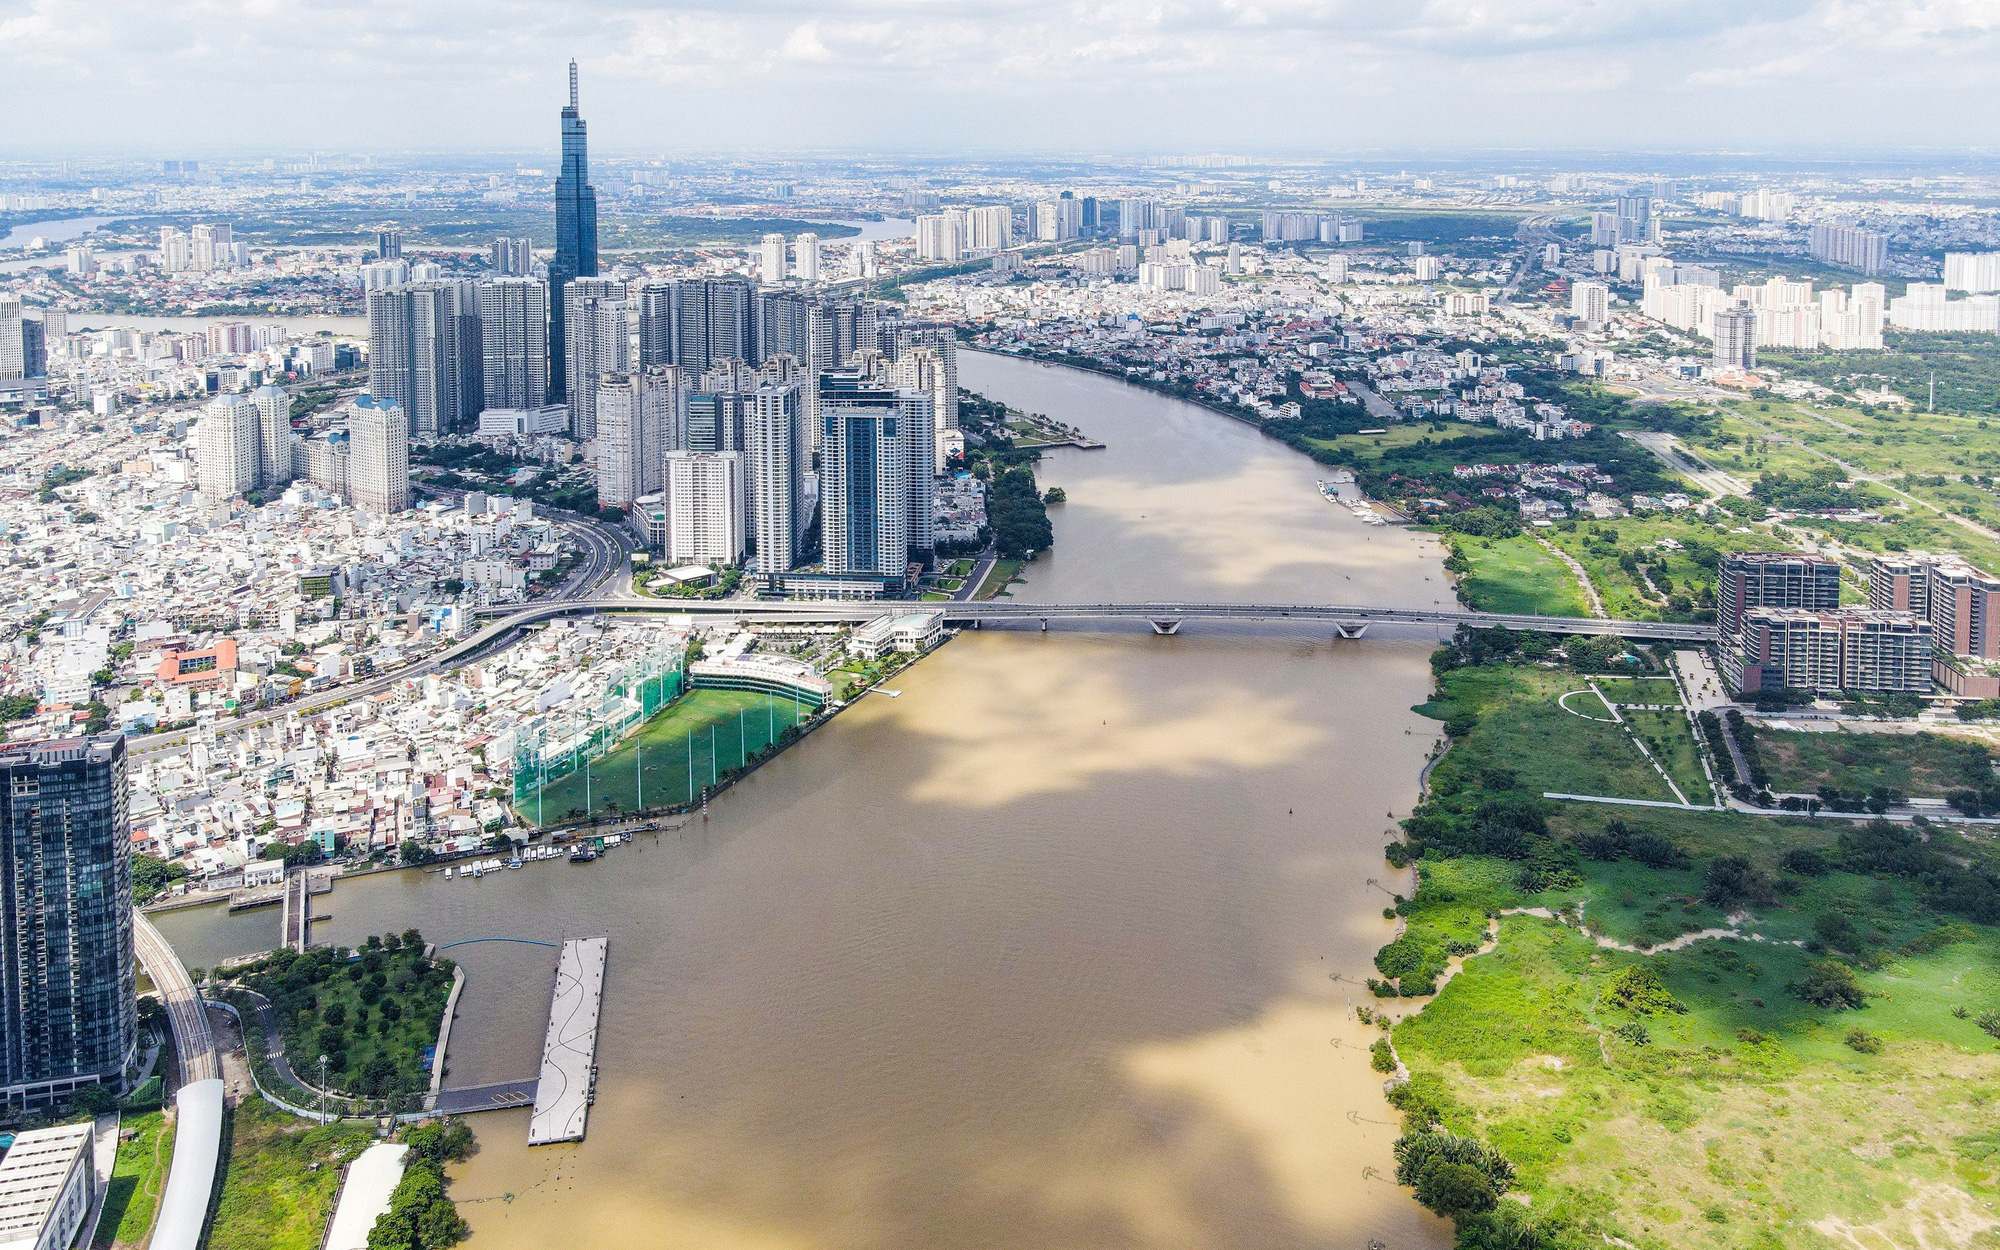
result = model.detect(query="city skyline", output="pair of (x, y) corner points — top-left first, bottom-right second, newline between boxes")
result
(4, 1), (1999, 154)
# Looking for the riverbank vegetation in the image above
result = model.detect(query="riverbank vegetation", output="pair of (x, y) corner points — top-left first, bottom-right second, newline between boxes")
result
(959, 388), (1057, 559)
(1378, 633), (2000, 1248)
(234, 933), (452, 1108)
(366, 1120), (473, 1250)
(208, 1099), (375, 1250)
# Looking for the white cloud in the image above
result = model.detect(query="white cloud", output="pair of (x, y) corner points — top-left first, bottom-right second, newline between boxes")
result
(0, 0), (1994, 150)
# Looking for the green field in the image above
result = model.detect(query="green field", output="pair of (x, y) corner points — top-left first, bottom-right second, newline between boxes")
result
(1385, 648), (2000, 1249)
(94, 1110), (173, 1248)
(208, 1100), (374, 1250)
(975, 558), (1025, 600)
(1592, 677), (1680, 707)
(1449, 535), (1591, 616)
(1621, 708), (1711, 803)
(1305, 424), (1507, 455)
(1749, 727), (1996, 799)
(1419, 664), (1675, 803)
(521, 688), (815, 825)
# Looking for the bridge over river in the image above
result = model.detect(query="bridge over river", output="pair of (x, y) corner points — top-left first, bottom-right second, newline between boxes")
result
(464, 595), (1717, 643)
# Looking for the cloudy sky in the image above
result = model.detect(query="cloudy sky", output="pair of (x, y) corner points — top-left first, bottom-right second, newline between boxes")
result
(3, 0), (1994, 156)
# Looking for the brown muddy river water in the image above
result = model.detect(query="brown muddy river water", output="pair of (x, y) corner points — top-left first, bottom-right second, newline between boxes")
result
(160, 351), (1456, 1249)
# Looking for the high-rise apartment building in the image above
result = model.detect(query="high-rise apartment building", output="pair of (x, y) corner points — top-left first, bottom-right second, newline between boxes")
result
(1716, 552), (1841, 636)
(190, 223), (231, 271)
(794, 233), (820, 283)
(759, 234), (786, 286)
(685, 391), (746, 454)
(661, 451), (746, 565)
(563, 278), (628, 440)
(347, 393), (410, 514)
(964, 206), (1013, 251)
(479, 278), (549, 411)
(157, 226), (191, 272)
(595, 367), (681, 511)
(1943, 252), (2000, 294)
(252, 384), (294, 489)
(652, 278), (754, 373)
(491, 237), (535, 276)
(196, 394), (260, 499)
(1, 736), (136, 1112)
(1569, 280), (1609, 331)
(1868, 554), (2000, 660)
(916, 213), (964, 262)
(549, 60), (599, 404)
(1614, 193), (1651, 244)
(1729, 609), (1933, 694)
(747, 383), (806, 580)
(376, 230), (402, 260)
(818, 373), (935, 583)
(1809, 223), (1887, 276)
(0, 295), (21, 380)
(368, 281), (482, 440)
(1713, 304), (1758, 370)
(1035, 199), (1081, 242)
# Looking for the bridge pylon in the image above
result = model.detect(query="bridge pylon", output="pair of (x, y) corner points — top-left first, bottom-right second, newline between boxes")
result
(1148, 618), (1183, 635)
(1333, 622), (1369, 639)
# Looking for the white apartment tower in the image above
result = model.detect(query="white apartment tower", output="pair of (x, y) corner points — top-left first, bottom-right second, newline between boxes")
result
(747, 382), (807, 579)
(196, 395), (260, 500)
(595, 367), (680, 511)
(794, 234), (820, 283)
(347, 394), (410, 514)
(252, 384), (294, 488)
(1569, 280), (1609, 331)
(479, 278), (549, 410)
(662, 451), (746, 565)
(1713, 304), (1758, 371)
(759, 234), (786, 286)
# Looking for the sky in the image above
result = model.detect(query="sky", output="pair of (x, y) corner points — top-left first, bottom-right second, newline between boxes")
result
(3, 0), (1997, 157)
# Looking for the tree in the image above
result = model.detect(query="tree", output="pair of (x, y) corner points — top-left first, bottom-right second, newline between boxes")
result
(1792, 959), (1865, 1010)
(1416, 1161), (1499, 1220)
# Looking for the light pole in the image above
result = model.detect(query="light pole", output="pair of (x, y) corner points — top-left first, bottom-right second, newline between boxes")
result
(317, 1054), (329, 1125)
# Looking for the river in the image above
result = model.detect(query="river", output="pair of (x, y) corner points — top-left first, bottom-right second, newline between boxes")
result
(156, 350), (1455, 1249)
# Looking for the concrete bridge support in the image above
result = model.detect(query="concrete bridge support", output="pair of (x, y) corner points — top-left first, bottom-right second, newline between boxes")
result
(1149, 618), (1183, 635)
(1333, 622), (1369, 639)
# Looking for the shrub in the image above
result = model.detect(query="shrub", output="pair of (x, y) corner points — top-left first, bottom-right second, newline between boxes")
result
(1597, 965), (1687, 1016)
(1416, 1162), (1499, 1220)
(1792, 959), (1866, 1010)
(1394, 1129), (1517, 1202)
(1701, 856), (1773, 909)
(1844, 1027), (1883, 1054)
(1778, 846), (1832, 876)
(1371, 1038), (1398, 1073)
(1978, 1010), (2000, 1042)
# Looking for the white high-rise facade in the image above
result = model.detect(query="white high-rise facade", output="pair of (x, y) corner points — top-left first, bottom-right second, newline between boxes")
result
(1569, 280), (1609, 331)
(747, 383), (806, 578)
(196, 395), (260, 500)
(1945, 252), (2000, 294)
(662, 451), (746, 565)
(916, 213), (964, 262)
(595, 367), (680, 511)
(564, 278), (629, 439)
(252, 384), (294, 489)
(794, 234), (820, 283)
(760, 234), (786, 285)
(480, 278), (549, 411)
(0, 295), (21, 380)
(347, 394), (410, 514)
(965, 206), (1012, 251)
(1714, 304), (1758, 371)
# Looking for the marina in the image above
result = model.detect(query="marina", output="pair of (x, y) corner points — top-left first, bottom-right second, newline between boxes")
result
(526, 937), (608, 1146)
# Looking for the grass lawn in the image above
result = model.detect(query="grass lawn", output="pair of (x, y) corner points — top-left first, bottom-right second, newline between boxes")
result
(974, 558), (1025, 600)
(1304, 424), (1507, 455)
(94, 1110), (173, 1248)
(523, 687), (817, 823)
(1750, 727), (1996, 798)
(1621, 709), (1711, 803)
(1593, 676), (1681, 707)
(945, 559), (974, 577)
(1422, 664), (1676, 802)
(1449, 535), (1591, 616)
(207, 1099), (375, 1250)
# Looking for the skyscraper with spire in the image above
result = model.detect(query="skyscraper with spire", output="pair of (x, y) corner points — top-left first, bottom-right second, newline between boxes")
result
(549, 59), (599, 405)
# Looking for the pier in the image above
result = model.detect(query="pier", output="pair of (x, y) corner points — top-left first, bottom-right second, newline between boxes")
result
(527, 937), (608, 1146)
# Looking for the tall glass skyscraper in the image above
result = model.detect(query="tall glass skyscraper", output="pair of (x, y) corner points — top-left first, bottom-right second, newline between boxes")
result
(549, 59), (599, 405)
(0, 736), (136, 1111)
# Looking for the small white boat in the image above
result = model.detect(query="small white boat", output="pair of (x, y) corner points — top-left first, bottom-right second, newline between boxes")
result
(507, 857), (522, 869)
(441, 867), (453, 880)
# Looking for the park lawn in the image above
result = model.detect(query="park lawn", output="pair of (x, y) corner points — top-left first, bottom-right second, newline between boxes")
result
(945, 559), (974, 577)
(1304, 423), (1507, 456)
(523, 687), (816, 823)
(975, 558), (1025, 599)
(1424, 664), (1676, 803)
(1449, 535), (1591, 617)
(95, 1110), (173, 1248)
(240, 938), (454, 1106)
(207, 1099), (375, 1250)
(1750, 726), (1996, 799)
(1592, 676), (1680, 708)
(1621, 709), (1710, 804)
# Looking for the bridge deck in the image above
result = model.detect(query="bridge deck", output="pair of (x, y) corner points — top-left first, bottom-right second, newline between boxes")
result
(432, 1079), (538, 1115)
(527, 937), (608, 1146)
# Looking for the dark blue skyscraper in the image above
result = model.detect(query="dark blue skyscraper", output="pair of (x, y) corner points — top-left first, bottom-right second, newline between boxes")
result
(549, 59), (598, 405)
